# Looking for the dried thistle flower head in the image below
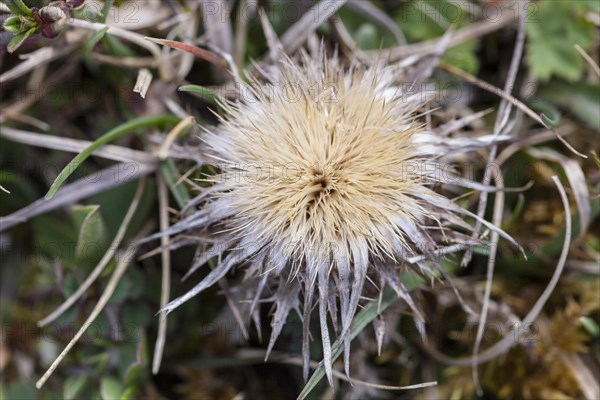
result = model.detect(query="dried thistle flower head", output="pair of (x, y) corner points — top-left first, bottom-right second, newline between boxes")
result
(154, 52), (522, 385)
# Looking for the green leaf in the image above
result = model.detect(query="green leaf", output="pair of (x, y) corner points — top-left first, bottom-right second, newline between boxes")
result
(85, 351), (111, 371)
(4, 0), (33, 17)
(580, 316), (600, 337)
(62, 273), (80, 297)
(526, 99), (561, 128)
(1, 380), (37, 400)
(107, 271), (132, 304)
(84, 26), (110, 60)
(120, 386), (137, 400)
(7, 26), (36, 53)
(124, 362), (147, 388)
(100, 377), (123, 400)
(3, 15), (22, 34)
(526, 1), (596, 81)
(443, 40), (479, 75)
(593, 151), (600, 170)
(31, 214), (78, 269)
(394, 2), (443, 42)
(392, 1), (478, 73)
(45, 114), (180, 199)
(537, 80), (600, 130)
(64, 375), (90, 400)
(72, 205), (109, 266)
(0, 168), (37, 203)
(355, 23), (379, 50)
(107, 266), (144, 304)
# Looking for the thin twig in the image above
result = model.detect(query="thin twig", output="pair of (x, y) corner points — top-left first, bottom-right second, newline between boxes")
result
(0, 45), (77, 84)
(158, 116), (195, 160)
(38, 178), (147, 327)
(367, 10), (514, 61)
(494, 125), (576, 167)
(0, 163), (155, 232)
(67, 19), (171, 79)
(464, 4), (528, 267)
(234, 0), (258, 67)
(152, 175), (171, 374)
(440, 63), (587, 158)
(469, 7), (528, 391)
(472, 171), (505, 394)
(0, 126), (157, 165)
(575, 44), (600, 78)
(278, 0), (348, 56)
(242, 349), (437, 391)
(36, 252), (132, 388)
(422, 176), (572, 366)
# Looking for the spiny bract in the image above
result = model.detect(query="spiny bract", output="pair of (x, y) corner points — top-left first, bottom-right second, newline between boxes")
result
(153, 52), (521, 385)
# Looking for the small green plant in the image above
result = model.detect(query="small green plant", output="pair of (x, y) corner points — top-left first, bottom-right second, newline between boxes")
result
(3, 0), (85, 52)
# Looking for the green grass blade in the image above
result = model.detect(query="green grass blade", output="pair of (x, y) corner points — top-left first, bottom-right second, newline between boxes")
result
(45, 114), (180, 199)
(84, 26), (110, 59)
(178, 85), (222, 105)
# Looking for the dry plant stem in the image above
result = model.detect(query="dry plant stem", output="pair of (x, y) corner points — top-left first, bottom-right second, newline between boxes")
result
(0, 163), (155, 232)
(1, 63), (50, 130)
(472, 173), (504, 394)
(36, 252), (133, 388)
(346, 0), (406, 45)
(152, 175), (170, 374)
(575, 44), (600, 77)
(367, 10), (513, 61)
(469, 8), (527, 392)
(174, 3), (200, 81)
(2, 54), (78, 119)
(440, 63), (587, 158)
(424, 175), (572, 366)
(463, 4), (527, 267)
(1, 111), (49, 131)
(144, 37), (226, 68)
(67, 19), (171, 80)
(278, 0), (347, 55)
(330, 17), (369, 62)
(0, 45), (77, 84)
(234, 0), (258, 67)
(38, 178), (147, 327)
(91, 53), (158, 68)
(494, 124), (576, 167)
(247, 350), (437, 391)
(0, 127), (157, 165)
(133, 68), (153, 99)
(559, 349), (600, 399)
(201, 0), (234, 82)
(164, 97), (193, 120)
(216, 278), (249, 340)
(158, 116), (195, 160)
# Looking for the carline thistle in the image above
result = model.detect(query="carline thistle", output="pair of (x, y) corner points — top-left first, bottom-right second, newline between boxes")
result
(146, 51), (523, 385)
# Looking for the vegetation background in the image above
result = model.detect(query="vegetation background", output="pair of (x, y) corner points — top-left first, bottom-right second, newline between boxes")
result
(1, 0), (599, 399)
